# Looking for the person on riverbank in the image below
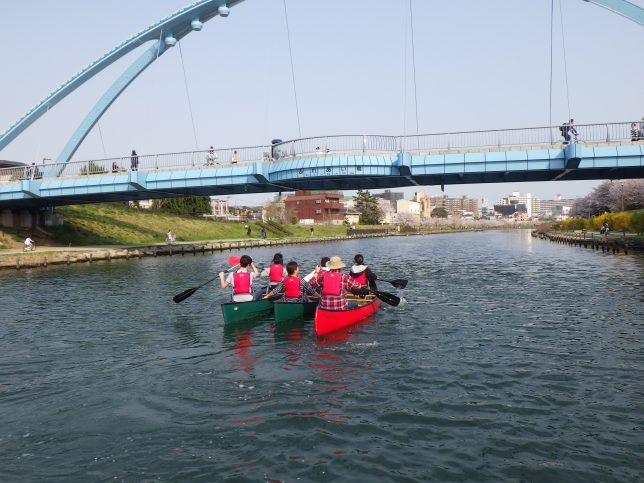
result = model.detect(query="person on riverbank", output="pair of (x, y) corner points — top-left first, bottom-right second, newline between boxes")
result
(310, 226), (314, 237)
(260, 227), (267, 239)
(219, 254), (260, 302)
(349, 254), (378, 290)
(261, 252), (287, 290)
(308, 256), (368, 310)
(264, 261), (318, 303)
(23, 236), (35, 252)
(166, 230), (176, 244)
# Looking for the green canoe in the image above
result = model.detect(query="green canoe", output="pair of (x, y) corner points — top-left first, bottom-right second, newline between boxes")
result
(274, 300), (319, 323)
(221, 295), (279, 325)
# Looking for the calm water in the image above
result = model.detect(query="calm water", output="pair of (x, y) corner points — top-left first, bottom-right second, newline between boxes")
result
(1, 231), (643, 482)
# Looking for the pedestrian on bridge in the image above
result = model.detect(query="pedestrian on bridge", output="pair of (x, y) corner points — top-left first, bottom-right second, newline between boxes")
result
(560, 119), (577, 144)
(130, 150), (139, 171)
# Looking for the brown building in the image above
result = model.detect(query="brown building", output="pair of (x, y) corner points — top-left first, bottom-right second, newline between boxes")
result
(284, 190), (345, 224)
(430, 195), (478, 215)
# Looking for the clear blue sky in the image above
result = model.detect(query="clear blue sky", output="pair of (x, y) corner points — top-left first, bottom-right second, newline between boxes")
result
(1, 0), (643, 205)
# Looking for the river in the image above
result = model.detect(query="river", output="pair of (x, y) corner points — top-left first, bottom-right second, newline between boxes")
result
(1, 230), (642, 482)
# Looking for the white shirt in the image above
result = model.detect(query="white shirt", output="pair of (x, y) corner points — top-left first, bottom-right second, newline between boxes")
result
(304, 266), (329, 282)
(24, 237), (34, 246)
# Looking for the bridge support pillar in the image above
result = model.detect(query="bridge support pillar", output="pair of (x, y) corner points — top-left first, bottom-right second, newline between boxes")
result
(19, 209), (36, 229)
(44, 213), (64, 227)
(0, 209), (14, 228)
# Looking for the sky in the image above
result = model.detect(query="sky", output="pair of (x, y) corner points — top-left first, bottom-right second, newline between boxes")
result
(1, 0), (643, 206)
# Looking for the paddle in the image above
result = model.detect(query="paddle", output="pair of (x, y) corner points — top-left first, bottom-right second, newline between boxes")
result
(371, 290), (401, 307)
(379, 278), (408, 289)
(173, 256), (240, 303)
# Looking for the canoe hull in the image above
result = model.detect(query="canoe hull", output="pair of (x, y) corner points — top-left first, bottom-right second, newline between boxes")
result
(314, 297), (381, 336)
(221, 296), (278, 325)
(274, 300), (318, 323)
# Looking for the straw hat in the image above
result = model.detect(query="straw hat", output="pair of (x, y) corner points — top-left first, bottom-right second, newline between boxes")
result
(327, 256), (346, 269)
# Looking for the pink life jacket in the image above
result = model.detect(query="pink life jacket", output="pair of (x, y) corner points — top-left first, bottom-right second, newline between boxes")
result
(284, 276), (301, 298)
(269, 264), (284, 283)
(322, 271), (342, 296)
(233, 271), (251, 294)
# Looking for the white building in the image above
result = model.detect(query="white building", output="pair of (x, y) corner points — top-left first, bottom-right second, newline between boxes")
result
(497, 191), (541, 219)
(396, 199), (421, 215)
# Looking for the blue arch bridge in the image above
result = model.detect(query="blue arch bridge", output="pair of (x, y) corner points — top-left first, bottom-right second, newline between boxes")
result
(0, 0), (642, 220)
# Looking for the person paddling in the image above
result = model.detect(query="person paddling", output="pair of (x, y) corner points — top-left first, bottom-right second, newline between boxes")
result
(261, 252), (287, 290)
(308, 256), (368, 310)
(219, 254), (260, 302)
(304, 256), (330, 282)
(265, 261), (317, 302)
(349, 254), (378, 290)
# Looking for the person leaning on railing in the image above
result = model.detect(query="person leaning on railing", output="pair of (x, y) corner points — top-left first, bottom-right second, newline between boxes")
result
(631, 122), (640, 141)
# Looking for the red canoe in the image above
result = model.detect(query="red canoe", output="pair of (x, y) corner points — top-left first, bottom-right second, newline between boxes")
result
(314, 296), (381, 336)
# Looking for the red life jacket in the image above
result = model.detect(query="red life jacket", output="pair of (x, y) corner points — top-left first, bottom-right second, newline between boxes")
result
(353, 270), (367, 285)
(322, 271), (342, 296)
(284, 276), (301, 298)
(269, 264), (284, 283)
(233, 271), (251, 294)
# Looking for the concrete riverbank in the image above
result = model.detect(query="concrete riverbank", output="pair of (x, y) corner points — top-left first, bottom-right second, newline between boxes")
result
(0, 232), (418, 272)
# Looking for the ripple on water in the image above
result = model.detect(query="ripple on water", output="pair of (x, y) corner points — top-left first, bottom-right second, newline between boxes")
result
(0, 232), (643, 482)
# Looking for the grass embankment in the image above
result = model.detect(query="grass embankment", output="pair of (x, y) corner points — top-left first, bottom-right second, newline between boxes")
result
(42, 205), (349, 246)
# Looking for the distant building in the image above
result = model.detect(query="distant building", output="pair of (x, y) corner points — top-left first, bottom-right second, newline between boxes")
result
(374, 189), (404, 207)
(377, 198), (396, 224)
(539, 194), (575, 219)
(344, 209), (361, 225)
(494, 202), (527, 217)
(283, 190), (344, 224)
(413, 192), (432, 217)
(430, 195), (478, 215)
(396, 199), (421, 216)
(496, 191), (539, 218)
(210, 197), (229, 218)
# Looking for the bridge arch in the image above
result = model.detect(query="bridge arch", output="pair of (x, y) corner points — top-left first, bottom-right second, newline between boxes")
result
(0, 0), (641, 165)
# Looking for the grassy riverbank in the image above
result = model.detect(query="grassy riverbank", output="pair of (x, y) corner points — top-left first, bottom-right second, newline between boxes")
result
(51, 205), (354, 245)
(0, 205), (352, 248)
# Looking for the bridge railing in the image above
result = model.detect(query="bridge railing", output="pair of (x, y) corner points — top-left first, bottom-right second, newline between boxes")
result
(273, 121), (638, 157)
(272, 135), (401, 159)
(0, 145), (270, 182)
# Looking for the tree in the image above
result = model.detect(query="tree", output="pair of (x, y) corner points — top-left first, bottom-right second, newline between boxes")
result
(354, 190), (382, 225)
(154, 196), (212, 215)
(263, 201), (284, 222)
(431, 207), (448, 218)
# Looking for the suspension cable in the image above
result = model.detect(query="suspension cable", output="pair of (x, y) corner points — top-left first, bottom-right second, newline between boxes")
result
(282, 0), (302, 138)
(558, 0), (572, 121)
(548, 0), (554, 132)
(402, 0), (409, 138)
(97, 122), (108, 158)
(409, 0), (420, 144)
(178, 41), (199, 150)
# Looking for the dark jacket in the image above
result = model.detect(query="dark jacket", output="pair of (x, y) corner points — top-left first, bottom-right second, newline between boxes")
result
(349, 264), (378, 290)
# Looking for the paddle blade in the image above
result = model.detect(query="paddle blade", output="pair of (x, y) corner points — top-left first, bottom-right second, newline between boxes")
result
(373, 290), (400, 307)
(385, 279), (408, 289)
(173, 287), (198, 303)
(228, 256), (240, 266)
